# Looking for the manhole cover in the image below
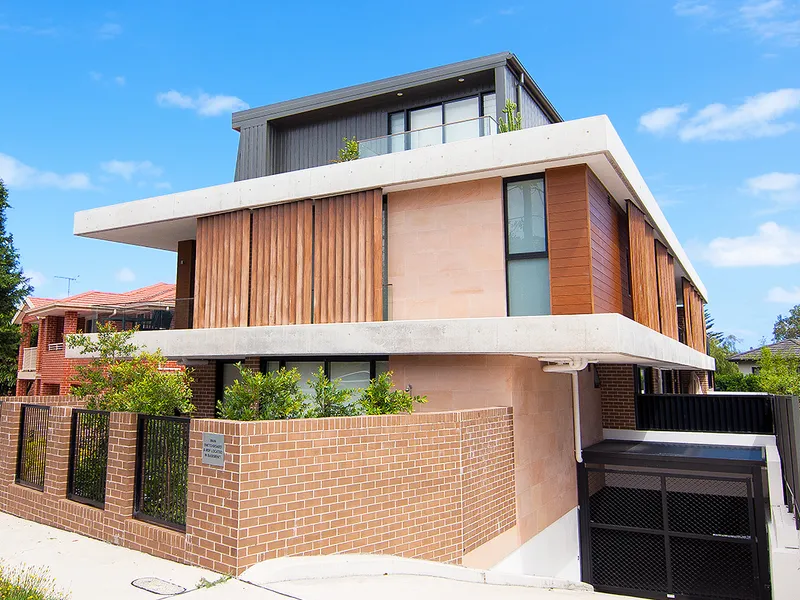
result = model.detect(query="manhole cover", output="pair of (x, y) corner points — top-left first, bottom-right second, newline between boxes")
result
(131, 577), (187, 595)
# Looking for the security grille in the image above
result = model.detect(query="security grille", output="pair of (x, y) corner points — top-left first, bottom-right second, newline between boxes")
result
(580, 464), (769, 600)
(16, 404), (50, 490)
(67, 409), (110, 508)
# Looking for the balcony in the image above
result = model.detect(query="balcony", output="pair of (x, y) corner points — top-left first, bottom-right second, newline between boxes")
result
(358, 115), (497, 159)
(18, 347), (38, 380)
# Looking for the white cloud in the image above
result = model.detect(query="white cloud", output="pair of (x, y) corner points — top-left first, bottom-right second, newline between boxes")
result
(154, 181), (172, 190)
(98, 22), (122, 40)
(639, 88), (800, 141)
(0, 153), (92, 190)
(745, 172), (800, 206)
(675, 0), (800, 47)
(90, 72), (126, 86)
(114, 75), (126, 86)
(89, 71), (102, 82)
(673, 1), (714, 16)
(0, 23), (57, 36)
(639, 105), (689, 133)
(701, 222), (800, 266)
(116, 267), (136, 282)
(24, 271), (46, 289)
(100, 160), (162, 181)
(766, 286), (800, 302)
(156, 90), (249, 117)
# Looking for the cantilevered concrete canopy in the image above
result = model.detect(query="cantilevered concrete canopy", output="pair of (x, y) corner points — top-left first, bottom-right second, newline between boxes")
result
(73, 115), (707, 301)
(65, 313), (715, 371)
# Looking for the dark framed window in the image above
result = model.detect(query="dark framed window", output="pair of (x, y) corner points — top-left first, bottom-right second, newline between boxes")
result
(635, 366), (654, 395)
(260, 356), (389, 397)
(503, 175), (550, 316)
(388, 92), (497, 152)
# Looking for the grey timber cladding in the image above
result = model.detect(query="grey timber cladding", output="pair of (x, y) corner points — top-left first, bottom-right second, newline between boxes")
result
(270, 81), (492, 175)
(232, 53), (561, 181)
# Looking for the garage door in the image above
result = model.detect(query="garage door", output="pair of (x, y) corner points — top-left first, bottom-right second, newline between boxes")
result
(578, 441), (770, 600)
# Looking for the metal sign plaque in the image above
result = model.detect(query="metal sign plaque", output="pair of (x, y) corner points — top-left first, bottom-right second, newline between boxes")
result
(201, 432), (225, 467)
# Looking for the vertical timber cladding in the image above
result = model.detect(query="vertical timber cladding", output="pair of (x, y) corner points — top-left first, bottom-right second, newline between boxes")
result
(682, 279), (706, 353)
(249, 200), (314, 325)
(627, 202), (661, 332)
(655, 242), (679, 340)
(313, 190), (383, 323)
(587, 169), (626, 314)
(545, 165), (594, 314)
(194, 211), (251, 328)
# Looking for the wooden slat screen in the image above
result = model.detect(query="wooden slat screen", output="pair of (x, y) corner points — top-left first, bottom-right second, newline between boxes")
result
(682, 279), (706, 353)
(546, 165), (594, 315)
(627, 202), (660, 331)
(194, 210), (251, 328)
(655, 241), (679, 340)
(174, 240), (195, 330)
(250, 200), (313, 326)
(587, 169), (625, 314)
(313, 190), (383, 323)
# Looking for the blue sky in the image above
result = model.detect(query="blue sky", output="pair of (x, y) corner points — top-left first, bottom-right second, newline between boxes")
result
(1, 0), (798, 350)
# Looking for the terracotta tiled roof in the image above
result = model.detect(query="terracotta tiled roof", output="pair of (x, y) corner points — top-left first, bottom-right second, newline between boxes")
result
(730, 338), (800, 361)
(22, 283), (175, 318)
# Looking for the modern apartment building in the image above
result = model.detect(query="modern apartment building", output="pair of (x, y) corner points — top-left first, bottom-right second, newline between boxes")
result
(70, 53), (714, 581)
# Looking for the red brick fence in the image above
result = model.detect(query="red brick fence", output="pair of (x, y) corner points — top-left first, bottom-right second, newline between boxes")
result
(0, 397), (515, 575)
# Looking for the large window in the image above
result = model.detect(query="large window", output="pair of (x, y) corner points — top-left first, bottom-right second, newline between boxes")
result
(389, 93), (495, 152)
(263, 357), (389, 399)
(504, 176), (550, 316)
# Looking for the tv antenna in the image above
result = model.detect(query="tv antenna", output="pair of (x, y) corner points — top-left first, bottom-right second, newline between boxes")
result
(54, 275), (79, 296)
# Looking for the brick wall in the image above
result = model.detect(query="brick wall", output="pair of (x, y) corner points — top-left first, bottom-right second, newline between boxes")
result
(597, 364), (636, 429)
(0, 401), (515, 575)
(189, 361), (217, 418)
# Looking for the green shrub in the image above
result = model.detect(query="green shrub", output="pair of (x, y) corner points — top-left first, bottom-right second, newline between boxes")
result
(67, 323), (194, 416)
(0, 562), (69, 600)
(19, 435), (46, 485)
(217, 364), (306, 420)
(715, 372), (763, 392)
(360, 371), (427, 415)
(498, 99), (522, 133)
(334, 136), (359, 162)
(305, 366), (358, 418)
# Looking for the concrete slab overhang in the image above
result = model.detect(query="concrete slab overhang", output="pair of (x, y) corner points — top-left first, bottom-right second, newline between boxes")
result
(72, 115), (707, 301)
(65, 313), (715, 371)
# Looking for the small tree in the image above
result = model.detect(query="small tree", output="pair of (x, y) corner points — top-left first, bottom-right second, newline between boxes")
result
(755, 348), (800, 396)
(0, 180), (33, 394)
(217, 363), (305, 420)
(498, 99), (522, 133)
(306, 366), (358, 417)
(333, 136), (359, 162)
(773, 304), (800, 341)
(360, 371), (427, 415)
(67, 323), (194, 415)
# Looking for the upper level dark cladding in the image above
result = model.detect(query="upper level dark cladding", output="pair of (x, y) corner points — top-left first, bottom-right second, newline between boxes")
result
(232, 53), (561, 181)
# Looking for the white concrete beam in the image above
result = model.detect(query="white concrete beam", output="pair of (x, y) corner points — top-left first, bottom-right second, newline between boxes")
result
(65, 313), (715, 371)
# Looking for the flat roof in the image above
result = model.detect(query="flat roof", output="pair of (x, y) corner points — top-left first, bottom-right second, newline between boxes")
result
(231, 52), (562, 128)
(73, 115), (708, 301)
(583, 440), (766, 467)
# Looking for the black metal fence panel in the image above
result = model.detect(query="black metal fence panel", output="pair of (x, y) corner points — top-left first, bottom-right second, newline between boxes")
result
(67, 409), (110, 508)
(579, 463), (770, 600)
(772, 395), (800, 529)
(635, 393), (775, 434)
(16, 404), (50, 490)
(134, 414), (190, 531)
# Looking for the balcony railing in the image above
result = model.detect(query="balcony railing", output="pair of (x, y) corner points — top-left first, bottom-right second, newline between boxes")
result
(48, 343), (64, 352)
(358, 115), (497, 159)
(21, 347), (37, 371)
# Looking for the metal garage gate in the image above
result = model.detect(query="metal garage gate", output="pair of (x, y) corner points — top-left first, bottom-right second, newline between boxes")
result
(578, 441), (770, 600)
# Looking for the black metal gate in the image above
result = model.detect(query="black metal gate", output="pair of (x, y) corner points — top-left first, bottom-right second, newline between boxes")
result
(578, 441), (770, 600)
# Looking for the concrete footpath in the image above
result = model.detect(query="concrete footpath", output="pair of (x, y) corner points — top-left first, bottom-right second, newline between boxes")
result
(0, 512), (635, 599)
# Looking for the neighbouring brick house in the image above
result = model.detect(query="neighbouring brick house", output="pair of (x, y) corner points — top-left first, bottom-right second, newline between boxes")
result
(14, 283), (177, 395)
(68, 54), (714, 579)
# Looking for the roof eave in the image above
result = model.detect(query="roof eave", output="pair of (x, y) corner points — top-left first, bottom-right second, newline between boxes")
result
(231, 52), (517, 129)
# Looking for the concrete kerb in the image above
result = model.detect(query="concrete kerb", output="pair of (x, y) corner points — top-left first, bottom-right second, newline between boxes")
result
(240, 555), (594, 592)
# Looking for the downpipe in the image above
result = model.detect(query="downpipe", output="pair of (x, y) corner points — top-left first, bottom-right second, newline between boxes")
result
(542, 358), (590, 463)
